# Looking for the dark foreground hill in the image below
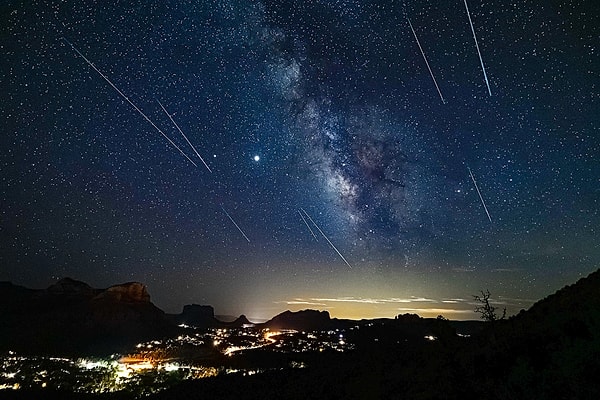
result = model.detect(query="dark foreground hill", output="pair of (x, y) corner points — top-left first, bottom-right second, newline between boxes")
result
(467, 268), (600, 399)
(0, 278), (176, 356)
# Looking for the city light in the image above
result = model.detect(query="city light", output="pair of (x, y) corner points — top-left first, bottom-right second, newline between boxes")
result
(0, 326), (354, 395)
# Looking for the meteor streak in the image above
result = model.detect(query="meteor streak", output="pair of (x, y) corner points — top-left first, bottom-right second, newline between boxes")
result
(463, 0), (492, 96)
(407, 18), (446, 104)
(62, 38), (197, 167)
(300, 208), (353, 268)
(157, 99), (213, 173)
(468, 167), (492, 223)
(221, 206), (250, 243)
(298, 210), (317, 240)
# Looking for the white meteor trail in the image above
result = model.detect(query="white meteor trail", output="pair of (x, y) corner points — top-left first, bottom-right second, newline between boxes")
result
(220, 206), (250, 243)
(407, 18), (446, 104)
(463, 0), (492, 96)
(298, 210), (318, 240)
(156, 100), (213, 173)
(468, 167), (492, 223)
(301, 208), (353, 268)
(62, 38), (197, 167)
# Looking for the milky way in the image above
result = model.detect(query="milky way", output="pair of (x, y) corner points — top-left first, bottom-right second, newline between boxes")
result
(1, 0), (598, 320)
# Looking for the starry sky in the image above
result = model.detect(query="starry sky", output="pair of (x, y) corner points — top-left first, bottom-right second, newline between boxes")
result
(1, 0), (598, 321)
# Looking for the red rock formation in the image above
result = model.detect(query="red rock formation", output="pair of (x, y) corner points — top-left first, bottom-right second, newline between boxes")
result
(94, 282), (150, 303)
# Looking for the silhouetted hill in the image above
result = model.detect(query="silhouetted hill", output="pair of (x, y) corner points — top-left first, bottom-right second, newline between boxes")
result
(229, 314), (252, 327)
(168, 305), (253, 329)
(510, 268), (600, 338)
(261, 309), (332, 331)
(462, 268), (600, 399)
(169, 304), (218, 328)
(0, 278), (176, 356)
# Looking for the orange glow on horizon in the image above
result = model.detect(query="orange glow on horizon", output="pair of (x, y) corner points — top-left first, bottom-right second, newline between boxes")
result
(247, 301), (479, 321)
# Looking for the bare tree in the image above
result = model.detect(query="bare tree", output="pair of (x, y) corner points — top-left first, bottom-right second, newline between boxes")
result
(473, 290), (506, 322)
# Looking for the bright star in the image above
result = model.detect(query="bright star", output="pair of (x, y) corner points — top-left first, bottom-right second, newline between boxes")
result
(253, 155), (260, 162)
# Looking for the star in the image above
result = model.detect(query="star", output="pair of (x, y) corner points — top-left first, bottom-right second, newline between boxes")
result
(0, 0), (596, 322)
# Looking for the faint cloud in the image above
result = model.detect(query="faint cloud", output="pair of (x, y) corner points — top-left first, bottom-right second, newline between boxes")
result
(312, 297), (384, 304)
(441, 298), (468, 304)
(311, 296), (438, 304)
(492, 268), (522, 272)
(397, 307), (472, 315)
(498, 296), (536, 304)
(276, 298), (326, 306)
(286, 301), (327, 306)
(452, 267), (476, 272)
(399, 296), (437, 303)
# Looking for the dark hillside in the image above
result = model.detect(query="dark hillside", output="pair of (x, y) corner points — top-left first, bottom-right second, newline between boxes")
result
(460, 268), (600, 399)
(0, 278), (176, 356)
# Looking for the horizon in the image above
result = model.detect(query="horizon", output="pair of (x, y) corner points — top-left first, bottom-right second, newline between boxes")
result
(7, 272), (588, 322)
(1, 1), (598, 324)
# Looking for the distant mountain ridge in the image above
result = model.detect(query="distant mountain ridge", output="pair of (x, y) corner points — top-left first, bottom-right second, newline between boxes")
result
(2, 269), (600, 362)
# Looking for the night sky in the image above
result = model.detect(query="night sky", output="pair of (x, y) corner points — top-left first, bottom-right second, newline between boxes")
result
(1, 0), (598, 320)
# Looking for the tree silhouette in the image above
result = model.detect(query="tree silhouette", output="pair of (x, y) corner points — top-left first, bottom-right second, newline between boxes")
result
(473, 290), (506, 322)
